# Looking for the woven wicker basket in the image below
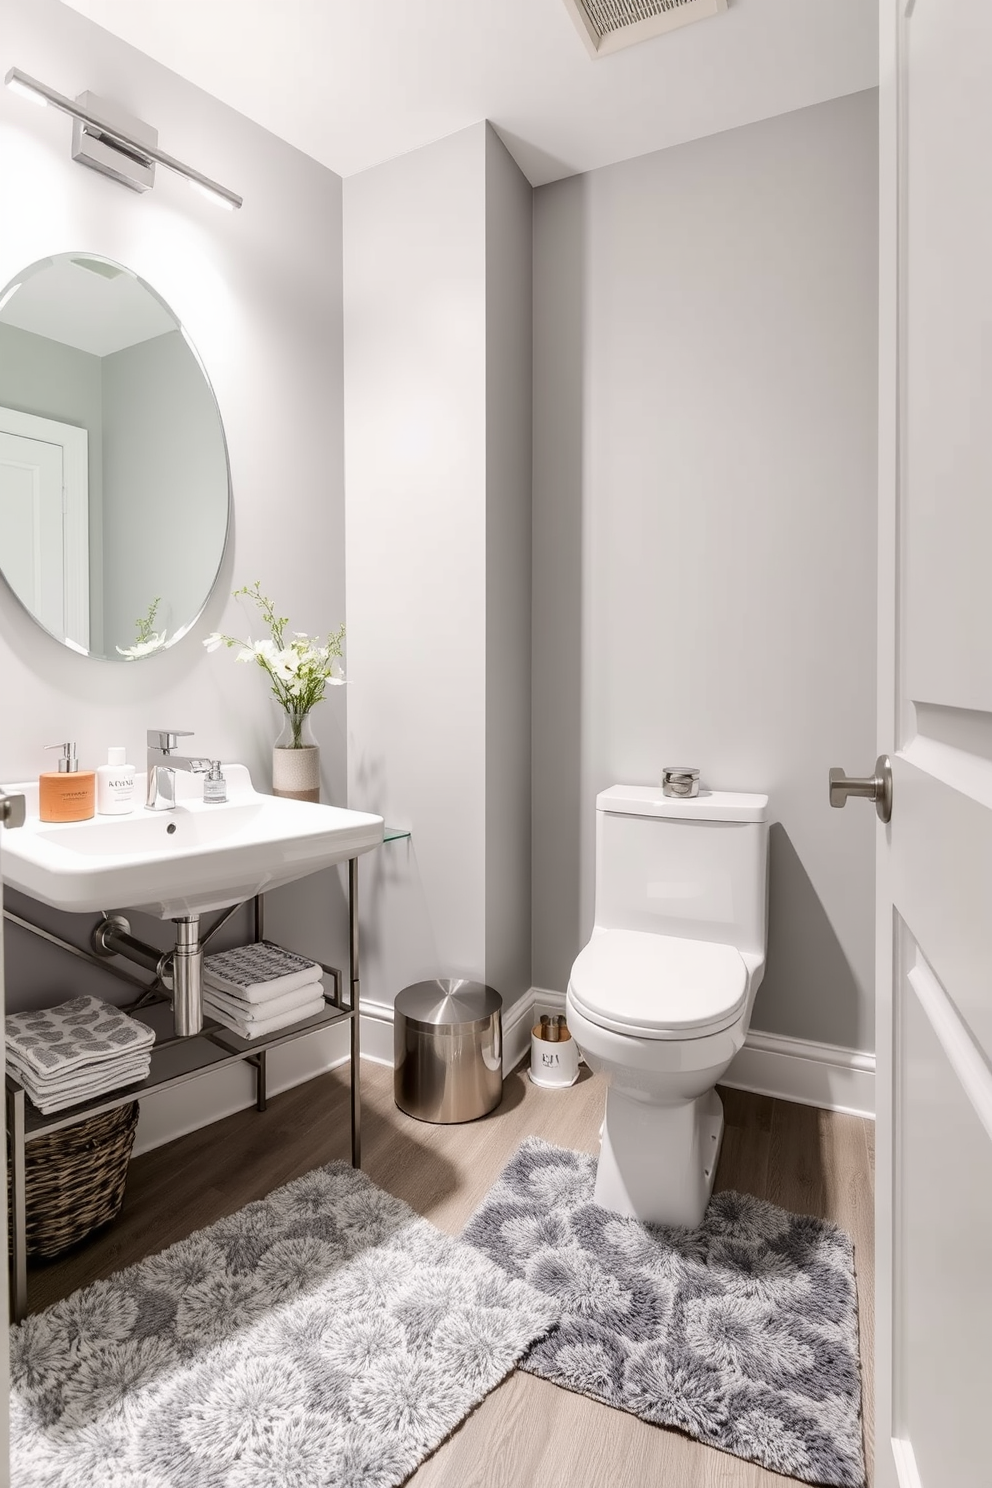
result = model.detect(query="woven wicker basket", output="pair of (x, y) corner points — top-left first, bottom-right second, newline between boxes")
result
(8, 1101), (139, 1258)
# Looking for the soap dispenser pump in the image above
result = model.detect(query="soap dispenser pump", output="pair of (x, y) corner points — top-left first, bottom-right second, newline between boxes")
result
(40, 742), (95, 823)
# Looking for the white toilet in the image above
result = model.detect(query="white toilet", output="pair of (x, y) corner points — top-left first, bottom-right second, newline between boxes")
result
(566, 784), (768, 1229)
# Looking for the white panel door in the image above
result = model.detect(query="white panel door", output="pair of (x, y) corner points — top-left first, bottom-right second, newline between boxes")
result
(0, 407), (89, 649)
(0, 428), (65, 636)
(875, 5), (992, 1487)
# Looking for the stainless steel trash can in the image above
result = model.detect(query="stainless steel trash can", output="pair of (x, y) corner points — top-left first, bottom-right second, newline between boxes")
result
(394, 979), (502, 1123)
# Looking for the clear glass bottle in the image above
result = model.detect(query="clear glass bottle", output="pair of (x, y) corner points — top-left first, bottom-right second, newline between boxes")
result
(203, 760), (227, 803)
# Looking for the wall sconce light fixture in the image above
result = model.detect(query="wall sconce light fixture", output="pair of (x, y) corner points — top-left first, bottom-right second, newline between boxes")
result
(4, 67), (243, 210)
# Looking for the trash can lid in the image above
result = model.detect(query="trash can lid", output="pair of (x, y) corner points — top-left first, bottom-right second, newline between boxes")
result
(395, 978), (502, 1032)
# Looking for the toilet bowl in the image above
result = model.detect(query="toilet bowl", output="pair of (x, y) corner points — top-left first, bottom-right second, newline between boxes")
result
(567, 785), (768, 1229)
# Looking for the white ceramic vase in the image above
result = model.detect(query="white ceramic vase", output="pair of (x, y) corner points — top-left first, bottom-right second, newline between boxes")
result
(272, 709), (320, 803)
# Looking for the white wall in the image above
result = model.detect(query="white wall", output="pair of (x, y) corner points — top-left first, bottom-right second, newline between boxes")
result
(0, 0), (350, 1098)
(344, 125), (487, 1011)
(344, 122), (533, 1014)
(532, 91), (879, 1052)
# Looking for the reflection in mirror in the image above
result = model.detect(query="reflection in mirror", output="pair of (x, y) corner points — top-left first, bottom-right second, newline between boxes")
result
(0, 253), (230, 660)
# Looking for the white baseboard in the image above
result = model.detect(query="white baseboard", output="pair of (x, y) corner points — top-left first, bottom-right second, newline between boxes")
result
(722, 1029), (875, 1119)
(524, 988), (875, 1119)
(136, 990), (543, 1154)
(133, 1005), (389, 1157)
(359, 1000), (396, 1067)
(891, 1439), (922, 1488)
(501, 989), (558, 1075)
(132, 990), (875, 1156)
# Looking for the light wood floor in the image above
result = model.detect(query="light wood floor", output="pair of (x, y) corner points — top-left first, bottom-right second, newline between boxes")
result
(26, 1061), (875, 1488)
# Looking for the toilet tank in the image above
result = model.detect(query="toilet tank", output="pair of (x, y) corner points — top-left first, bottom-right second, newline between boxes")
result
(594, 785), (769, 958)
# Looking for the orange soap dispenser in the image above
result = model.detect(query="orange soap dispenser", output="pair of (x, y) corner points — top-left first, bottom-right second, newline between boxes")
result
(39, 742), (95, 823)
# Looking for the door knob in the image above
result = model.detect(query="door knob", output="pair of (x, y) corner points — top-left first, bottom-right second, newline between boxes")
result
(828, 755), (892, 824)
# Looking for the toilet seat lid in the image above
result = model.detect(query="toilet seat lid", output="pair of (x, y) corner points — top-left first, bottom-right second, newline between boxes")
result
(569, 930), (748, 1039)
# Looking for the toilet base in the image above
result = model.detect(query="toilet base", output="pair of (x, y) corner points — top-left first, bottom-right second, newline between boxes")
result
(594, 1085), (724, 1229)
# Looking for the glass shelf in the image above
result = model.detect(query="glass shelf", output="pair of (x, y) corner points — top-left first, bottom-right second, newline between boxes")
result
(383, 826), (411, 842)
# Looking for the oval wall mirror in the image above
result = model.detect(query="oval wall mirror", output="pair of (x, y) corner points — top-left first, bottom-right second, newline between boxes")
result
(0, 253), (230, 661)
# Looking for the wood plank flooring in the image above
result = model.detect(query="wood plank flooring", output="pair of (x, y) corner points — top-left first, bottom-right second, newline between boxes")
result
(24, 1060), (875, 1488)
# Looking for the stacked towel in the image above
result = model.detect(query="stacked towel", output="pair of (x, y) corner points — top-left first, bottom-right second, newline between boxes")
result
(5, 996), (154, 1115)
(202, 941), (325, 1039)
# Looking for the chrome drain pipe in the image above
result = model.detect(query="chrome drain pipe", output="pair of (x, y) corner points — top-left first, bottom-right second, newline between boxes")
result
(92, 912), (203, 1036)
(171, 917), (203, 1037)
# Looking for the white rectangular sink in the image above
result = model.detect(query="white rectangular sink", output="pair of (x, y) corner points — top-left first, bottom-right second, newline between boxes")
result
(0, 765), (384, 918)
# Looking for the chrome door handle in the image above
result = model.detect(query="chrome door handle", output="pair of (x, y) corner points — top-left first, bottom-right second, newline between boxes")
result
(0, 790), (26, 828)
(828, 755), (892, 824)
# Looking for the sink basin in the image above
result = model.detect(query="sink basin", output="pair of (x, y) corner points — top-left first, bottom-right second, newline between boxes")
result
(0, 765), (384, 918)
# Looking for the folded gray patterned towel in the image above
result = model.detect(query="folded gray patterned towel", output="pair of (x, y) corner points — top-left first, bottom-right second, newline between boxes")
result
(203, 941), (323, 1001)
(10, 1054), (151, 1115)
(4, 996), (155, 1081)
(5, 1046), (149, 1091)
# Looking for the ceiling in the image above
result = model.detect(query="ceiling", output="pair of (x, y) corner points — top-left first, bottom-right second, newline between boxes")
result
(2, 257), (178, 356)
(62, 0), (877, 188)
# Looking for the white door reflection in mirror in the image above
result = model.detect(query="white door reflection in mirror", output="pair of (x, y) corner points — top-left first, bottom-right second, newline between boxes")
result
(0, 408), (89, 650)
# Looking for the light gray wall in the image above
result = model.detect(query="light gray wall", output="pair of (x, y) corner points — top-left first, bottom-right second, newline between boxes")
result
(343, 122), (533, 1012)
(532, 91), (879, 1052)
(0, 321), (105, 648)
(100, 329), (228, 653)
(344, 124), (488, 1010)
(484, 126), (533, 1002)
(1, 0), (347, 1007)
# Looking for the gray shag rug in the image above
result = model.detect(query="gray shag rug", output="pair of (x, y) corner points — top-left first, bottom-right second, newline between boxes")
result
(10, 1161), (560, 1488)
(462, 1137), (865, 1488)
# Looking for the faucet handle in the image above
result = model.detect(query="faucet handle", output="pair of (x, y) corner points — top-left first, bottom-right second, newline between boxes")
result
(147, 729), (193, 752)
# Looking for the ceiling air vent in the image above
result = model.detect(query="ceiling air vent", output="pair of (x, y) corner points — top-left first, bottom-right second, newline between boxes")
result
(563, 0), (728, 58)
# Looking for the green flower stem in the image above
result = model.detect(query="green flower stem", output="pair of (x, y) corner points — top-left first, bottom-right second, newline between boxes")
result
(209, 582), (345, 728)
(288, 711), (307, 749)
(134, 597), (162, 645)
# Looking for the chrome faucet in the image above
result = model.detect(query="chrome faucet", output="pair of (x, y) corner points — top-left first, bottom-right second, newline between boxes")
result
(146, 730), (212, 810)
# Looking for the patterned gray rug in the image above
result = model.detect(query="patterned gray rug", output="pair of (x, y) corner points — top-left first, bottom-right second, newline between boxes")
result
(462, 1137), (866, 1488)
(10, 1161), (560, 1488)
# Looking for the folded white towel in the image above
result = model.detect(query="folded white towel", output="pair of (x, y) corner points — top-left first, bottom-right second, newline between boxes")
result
(203, 941), (323, 1002)
(12, 1055), (151, 1115)
(203, 975), (323, 1024)
(4, 996), (155, 1081)
(203, 992), (326, 1041)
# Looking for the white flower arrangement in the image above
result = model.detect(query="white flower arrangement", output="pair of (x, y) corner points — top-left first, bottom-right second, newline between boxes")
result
(204, 582), (345, 747)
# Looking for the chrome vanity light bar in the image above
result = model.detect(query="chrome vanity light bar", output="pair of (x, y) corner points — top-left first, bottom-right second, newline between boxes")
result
(4, 67), (243, 210)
